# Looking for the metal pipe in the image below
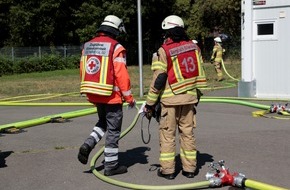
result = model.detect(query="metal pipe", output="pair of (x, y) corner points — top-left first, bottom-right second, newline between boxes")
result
(137, 0), (144, 98)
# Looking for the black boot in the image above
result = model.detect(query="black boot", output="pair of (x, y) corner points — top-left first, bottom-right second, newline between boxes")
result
(157, 169), (175, 180)
(182, 170), (195, 178)
(104, 165), (128, 176)
(78, 143), (91, 165)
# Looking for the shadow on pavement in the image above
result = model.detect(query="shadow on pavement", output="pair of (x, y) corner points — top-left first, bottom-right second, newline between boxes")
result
(0, 151), (13, 168)
(89, 146), (150, 173)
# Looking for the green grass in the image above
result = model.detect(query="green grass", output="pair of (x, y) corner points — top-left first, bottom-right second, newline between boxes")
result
(0, 60), (241, 102)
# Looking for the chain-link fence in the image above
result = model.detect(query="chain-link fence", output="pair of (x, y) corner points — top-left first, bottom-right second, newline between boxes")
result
(0, 42), (241, 64)
(0, 46), (82, 61)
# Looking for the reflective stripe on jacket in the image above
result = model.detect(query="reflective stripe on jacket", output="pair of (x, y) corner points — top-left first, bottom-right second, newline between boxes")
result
(80, 34), (133, 104)
(80, 35), (116, 96)
(146, 39), (206, 106)
(162, 40), (207, 95)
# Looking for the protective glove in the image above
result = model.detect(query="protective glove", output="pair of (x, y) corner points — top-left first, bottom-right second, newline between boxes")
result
(144, 104), (154, 120)
(210, 58), (214, 64)
(128, 99), (136, 109)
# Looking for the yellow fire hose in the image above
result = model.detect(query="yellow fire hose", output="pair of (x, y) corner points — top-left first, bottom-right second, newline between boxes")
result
(0, 98), (289, 189)
(221, 59), (239, 81)
(90, 106), (211, 190)
(244, 179), (288, 190)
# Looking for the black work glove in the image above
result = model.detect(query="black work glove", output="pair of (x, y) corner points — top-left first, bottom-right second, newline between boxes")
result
(210, 59), (214, 64)
(144, 104), (154, 120)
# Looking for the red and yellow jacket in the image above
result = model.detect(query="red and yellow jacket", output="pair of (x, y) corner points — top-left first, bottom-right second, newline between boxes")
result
(80, 34), (134, 104)
(146, 38), (207, 106)
(162, 39), (207, 94)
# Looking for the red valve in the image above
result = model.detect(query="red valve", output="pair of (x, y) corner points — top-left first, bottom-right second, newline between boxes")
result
(206, 160), (246, 187)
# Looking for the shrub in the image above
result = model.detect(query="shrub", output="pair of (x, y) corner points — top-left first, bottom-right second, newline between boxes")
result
(13, 57), (42, 73)
(0, 54), (81, 76)
(0, 56), (14, 76)
(64, 55), (81, 69)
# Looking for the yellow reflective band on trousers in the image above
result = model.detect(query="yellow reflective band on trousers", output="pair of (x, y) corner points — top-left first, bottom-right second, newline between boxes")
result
(180, 149), (197, 160)
(160, 152), (175, 161)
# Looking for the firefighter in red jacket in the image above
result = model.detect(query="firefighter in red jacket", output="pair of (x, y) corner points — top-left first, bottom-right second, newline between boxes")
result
(144, 15), (207, 180)
(78, 15), (135, 176)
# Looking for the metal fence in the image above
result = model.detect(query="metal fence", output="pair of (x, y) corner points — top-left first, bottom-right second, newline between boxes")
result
(0, 43), (241, 63)
(0, 46), (82, 61)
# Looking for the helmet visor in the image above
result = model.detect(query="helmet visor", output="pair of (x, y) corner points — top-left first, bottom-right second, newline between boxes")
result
(119, 21), (126, 33)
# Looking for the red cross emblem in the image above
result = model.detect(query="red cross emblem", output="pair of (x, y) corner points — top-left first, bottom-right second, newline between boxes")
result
(88, 61), (96, 70)
(86, 57), (100, 74)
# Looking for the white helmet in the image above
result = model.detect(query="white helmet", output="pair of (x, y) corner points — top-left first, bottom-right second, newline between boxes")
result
(101, 15), (126, 33)
(214, 37), (222, 43)
(161, 15), (184, 30)
(192, 40), (198, 44)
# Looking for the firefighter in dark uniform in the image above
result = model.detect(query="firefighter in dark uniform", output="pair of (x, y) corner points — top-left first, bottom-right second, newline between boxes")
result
(144, 15), (207, 180)
(78, 15), (135, 176)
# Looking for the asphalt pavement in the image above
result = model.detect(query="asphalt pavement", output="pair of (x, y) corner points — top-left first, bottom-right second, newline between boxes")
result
(1, 87), (290, 190)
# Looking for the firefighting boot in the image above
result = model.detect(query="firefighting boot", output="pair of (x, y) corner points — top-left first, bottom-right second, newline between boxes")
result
(104, 165), (128, 176)
(157, 169), (175, 180)
(182, 170), (195, 178)
(77, 143), (92, 165)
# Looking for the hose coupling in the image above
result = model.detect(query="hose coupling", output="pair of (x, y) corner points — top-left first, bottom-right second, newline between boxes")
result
(205, 171), (216, 180)
(233, 173), (246, 187)
(208, 177), (222, 187)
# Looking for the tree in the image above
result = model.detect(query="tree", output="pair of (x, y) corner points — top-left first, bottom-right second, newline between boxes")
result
(1, 0), (241, 63)
(0, 0), (12, 47)
(186, 0), (241, 39)
(6, 0), (83, 46)
(182, 0), (241, 59)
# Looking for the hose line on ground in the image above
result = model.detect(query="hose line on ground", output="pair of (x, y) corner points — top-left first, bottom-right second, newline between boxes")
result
(221, 59), (239, 81)
(0, 107), (97, 132)
(0, 99), (271, 132)
(1, 98), (289, 189)
(0, 102), (93, 106)
(89, 105), (212, 190)
(0, 92), (79, 103)
(244, 179), (288, 190)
